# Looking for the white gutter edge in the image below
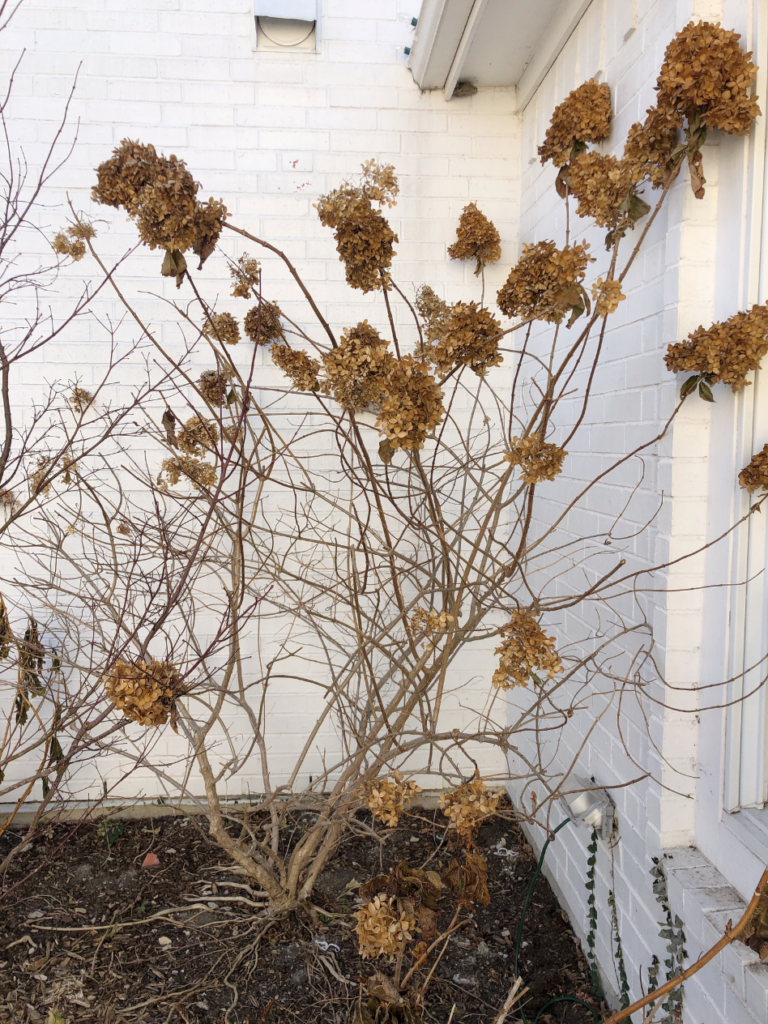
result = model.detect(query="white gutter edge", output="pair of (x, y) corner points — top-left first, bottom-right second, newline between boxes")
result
(443, 0), (489, 101)
(515, 0), (595, 111)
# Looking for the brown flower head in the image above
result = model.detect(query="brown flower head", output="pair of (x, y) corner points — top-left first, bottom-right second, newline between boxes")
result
(316, 161), (399, 293)
(567, 152), (635, 228)
(493, 609), (563, 690)
(439, 774), (500, 840)
(656, 21), (760, 136)
(69, 387), (93, 414)
(414, 285), (451, 361)
(538, 79), (612, 167)
(203, 311), (240, 346)
(197, 367), (233, 405)
(52, 221), (95, 262)
(591, 277), (626, 317)
(159, 455), (217, 490)
(177, 415), (218, 457)
(230, 253), (261, 298)
(356, 895), (415, 960)
(739, 444), (768, 495)
(497, 241), (593, 324)
(623, 105), (683, 187)
(433, 301), (502, 376)
(92, 139), (227, 259)
(272, 343), (321, 392)
(448, 202), (502, 275)
(408, 606), (455, 652)
(321, 321), (394, 411)
(244, 300), (284, 344)
(103, 658), (186, 728)
(377, 356), (445, 452)
(503, 434), (567, 485)
(664, 303), (768, 391)
(357, 770), (422, 828)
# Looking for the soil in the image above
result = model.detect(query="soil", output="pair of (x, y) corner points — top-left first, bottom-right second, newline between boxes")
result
(0, 804), (600, 1024)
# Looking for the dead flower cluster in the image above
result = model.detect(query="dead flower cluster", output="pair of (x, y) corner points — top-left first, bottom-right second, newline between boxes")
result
(356, 895), (416, 960)
(592, 277), (626, 318)
(197, 367), (233, 405)
(92, 139), (227, 263)
(271, 343), (321, 392)
(103, 658), (186, 728)
(51, 221), (96, 262)
(567, 152), (635, 229)
(376, 356), (445, 452)
(244, 300), (284, 344)
(159, 455), (217, 490)
(433, 301), (502, 376)
(321, 321), (394, 411)
(358, 770), (422, 827)
(497, 241), (593, 324)
(203, 311), (240, 346)
(230, 253), (261, 298)
(492, 609), (563, 690)
(439, 775), (500, 840)
(414, 284), (451, 359)
(664, 303), (768, 391)
(177, 415), (218, 457)
(316, 160), (399, 293)
(623, 105), (683, 187)
(409, 606), (455, 652)
(448, 202), (502, 275)
(503, 434), (567, 485)
(69, 387), (93, 414)
(538, 79), (612, 167)
(739, 445), (768, 495)
(655, 21), (760, 136)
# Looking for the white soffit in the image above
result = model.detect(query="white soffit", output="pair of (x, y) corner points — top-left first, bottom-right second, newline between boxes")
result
(255, 0), (316, 20)
(410, 0), (594, 105)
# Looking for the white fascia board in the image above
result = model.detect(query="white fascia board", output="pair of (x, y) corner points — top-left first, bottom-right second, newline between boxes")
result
(255, 0), (316, 20)
(409, 0), (475, 91)
(515, 0), (594, 110)
(444, 0), (488, 100)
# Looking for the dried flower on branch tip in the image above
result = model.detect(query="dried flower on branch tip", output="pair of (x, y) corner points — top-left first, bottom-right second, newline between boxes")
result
(0, 489), (17, 514)
(203, 311), (240, 346)
(592, 277), (626, 317)
(103, 658), (186, 728)
(739, 445), (768, 494)
(503, 434), (567, 485)
(159, 455), (217, 490)
(69, 387), (93, 414)
(356, 895), (415, 959)
(448, 202), (502, 275)
(244, 300), (284, 344)
(177, 415), (218, 457)
(315, 161), (399, 292)
(439, 775), (500, 840)
(497, 241), (593, 324)
(358, 770), (422, 827)
(492, 609), (563, 690)
(444, 851), (490, 908)
(229, 253), (261, 298)
(321, 321), (394, 411)
(377, 356), (444, 452)
(198, 367), (233, 405)
(409, 606), (455, 651)
(434, 301), (502, 376)
(30, 457), (52, 498)
(272, 342), (321, 392)
(656, 21), (760, 136)
(538, 79), (612, 167)
(414, 284), (451, 358)
(664, 303), (768, 391)
(52, 221), (95, 261)
(92, 139), (227, 261)
(567, 152), (636, 229)
(623, 105), (683, 187)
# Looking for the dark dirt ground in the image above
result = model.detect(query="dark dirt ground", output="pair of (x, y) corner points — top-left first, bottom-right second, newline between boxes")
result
(0, 804), (600, 1024)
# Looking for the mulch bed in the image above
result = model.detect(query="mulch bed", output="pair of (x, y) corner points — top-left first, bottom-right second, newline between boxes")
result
(0, 804), (599, 1023)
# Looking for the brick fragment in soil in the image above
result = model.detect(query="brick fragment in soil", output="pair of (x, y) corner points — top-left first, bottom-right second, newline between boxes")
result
(0, 806), (596, 1023)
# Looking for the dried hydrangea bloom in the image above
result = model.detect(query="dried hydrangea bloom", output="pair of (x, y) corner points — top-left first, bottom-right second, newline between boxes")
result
(656, 21), (760, 136)
(321, 321), (394, 411)
(230, 253), (261, 298)
(159, 455), (217, 490)
(567, 152), (635, 228)
(377, 356), (444, 451)
(316, 161), (399, 293)
(409, 606), (455, 652)
(103, 658), (186, 728)
(538, 79), (612, 167)
(739, 445), (768, 494)
(92, 139), (227, 260)
(492, 609), (563, 690)
(623, 105), (683, 187)
(357, 770), (422, 827)
(497, 241), (593, 324)
(448, 202), (502, 275)
(0, 489), (17, 513)
(30, 457), (52, 498)
(197, 367), (233, 405)
(444, 851), (490, 908)
(439, 775), (500, 840)
(69, 387), (93, 414)
(356, 895), (415, 960)
(52, 219), (97, 262)
(433, 301), (502, 376)
(664, 303), (768, 391)
(244, 300), (284, 344)
(272, 343), (321, 392)
(592, 277), (626, 317)
(203, 311), (240, 346)
(503, 434), (567, 485)
(177, 415), (218, 457)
